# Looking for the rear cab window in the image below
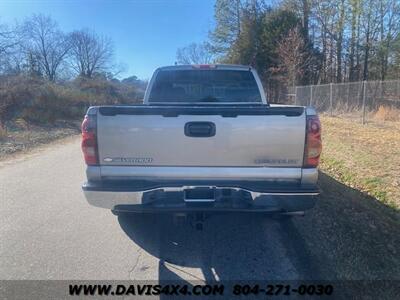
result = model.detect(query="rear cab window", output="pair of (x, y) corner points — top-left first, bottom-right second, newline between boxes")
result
(148, 69), (263, 103)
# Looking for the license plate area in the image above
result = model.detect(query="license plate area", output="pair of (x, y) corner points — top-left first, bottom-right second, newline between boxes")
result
(184, 187), (216, 203)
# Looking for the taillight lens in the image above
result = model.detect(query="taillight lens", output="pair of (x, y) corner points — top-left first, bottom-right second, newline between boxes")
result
(303, 115), (322, 168)
(192, 64), (217, 69)
(81, 114), (98, 165)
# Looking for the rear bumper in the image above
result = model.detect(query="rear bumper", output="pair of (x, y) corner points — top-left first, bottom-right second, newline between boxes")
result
(82, 180), (319, 213)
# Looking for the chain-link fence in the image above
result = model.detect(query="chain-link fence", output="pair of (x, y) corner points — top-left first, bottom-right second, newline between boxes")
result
(288, 80), (400, 123)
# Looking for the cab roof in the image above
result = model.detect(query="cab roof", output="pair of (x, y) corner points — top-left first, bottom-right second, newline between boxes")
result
(157, 64), (252, 71)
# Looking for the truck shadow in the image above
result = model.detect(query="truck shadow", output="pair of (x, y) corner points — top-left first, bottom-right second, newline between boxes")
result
(293, 172), (400, 280)
(116, 171), (400, 299)
(117, 171), (400, 284)
(117, 211), (323, 283)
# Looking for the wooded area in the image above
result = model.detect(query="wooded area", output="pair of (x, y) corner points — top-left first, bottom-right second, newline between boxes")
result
(0, 14), (146, 125)
(1, 1), (399, 124)
(176, 0), (400, 101)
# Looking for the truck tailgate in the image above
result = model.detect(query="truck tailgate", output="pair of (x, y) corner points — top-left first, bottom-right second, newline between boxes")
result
(96, 105), (306, 168)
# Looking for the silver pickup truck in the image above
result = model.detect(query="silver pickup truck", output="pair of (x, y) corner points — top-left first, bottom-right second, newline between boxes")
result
(81, 64), (321, 215)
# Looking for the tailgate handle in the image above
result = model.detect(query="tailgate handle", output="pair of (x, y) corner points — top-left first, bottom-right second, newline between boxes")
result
(185, 122), (216, 137)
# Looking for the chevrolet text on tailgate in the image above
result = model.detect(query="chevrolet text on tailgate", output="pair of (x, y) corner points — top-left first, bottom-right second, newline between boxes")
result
(81, 64), (321, 217)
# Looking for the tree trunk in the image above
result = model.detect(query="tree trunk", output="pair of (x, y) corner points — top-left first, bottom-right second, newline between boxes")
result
(302, 0), (309, 39)
(363, 25), (370, 81)
(363, 5), (372, 81)
(336, 0), (345, 83)
(349, 1), (358, 81)
(356, 11), (361, 81)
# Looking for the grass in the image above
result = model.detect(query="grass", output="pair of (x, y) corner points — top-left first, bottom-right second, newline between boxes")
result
(292, 113), (400, 281)
(374, 105), (400, 122)
(319, 114), (400, 209)
(290, 113), (400, 282)
(293, 171), (400, 280)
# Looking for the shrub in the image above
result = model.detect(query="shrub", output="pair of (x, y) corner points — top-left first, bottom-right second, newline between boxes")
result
(0, 123), (7, 140)
(15, 118), (30, 130)
(0, 74), (143, 125)
(0, 75), (36, 122)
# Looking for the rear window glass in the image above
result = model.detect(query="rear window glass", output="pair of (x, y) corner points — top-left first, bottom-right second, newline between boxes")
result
(148, 70), (262, 103)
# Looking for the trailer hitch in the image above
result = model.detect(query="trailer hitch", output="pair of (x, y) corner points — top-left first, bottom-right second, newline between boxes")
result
(173, 212), (207, 231)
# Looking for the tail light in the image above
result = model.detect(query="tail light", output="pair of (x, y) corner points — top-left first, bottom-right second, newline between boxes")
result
(303, 115), (322, 168)
(192, 64), (217, 69)
(81, 112), (98, 165)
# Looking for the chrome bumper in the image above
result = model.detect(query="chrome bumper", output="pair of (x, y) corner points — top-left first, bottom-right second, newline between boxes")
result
(83, 182), (319, 212)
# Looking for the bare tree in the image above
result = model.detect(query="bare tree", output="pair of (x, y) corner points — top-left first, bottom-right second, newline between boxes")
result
(377, 0), (400, 80)
(276, 26), (311, 87)
(0, 23), (18, 56)
(312, 0), (346, 82)
(68, 29), (114, 78)
(360, 0), (381, 80)
(348, 0), (362, 81)
(176, 42), (214, 64)
(0, 22), (23, 74)
(21, 14), (70, 81)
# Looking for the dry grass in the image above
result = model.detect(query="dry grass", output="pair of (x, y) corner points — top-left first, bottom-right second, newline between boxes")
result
(374, 105), (400, 122)
(320, 114), (400, 209)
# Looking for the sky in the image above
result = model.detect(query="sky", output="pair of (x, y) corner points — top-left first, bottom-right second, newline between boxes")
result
(0, 0), (216, 80)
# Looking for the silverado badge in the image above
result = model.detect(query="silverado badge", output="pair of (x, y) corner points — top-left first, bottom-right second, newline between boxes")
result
(103, 157), (153, 164)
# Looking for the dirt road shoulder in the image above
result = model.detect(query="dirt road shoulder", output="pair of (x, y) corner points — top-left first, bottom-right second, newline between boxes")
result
(0, 120), (80, 166)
